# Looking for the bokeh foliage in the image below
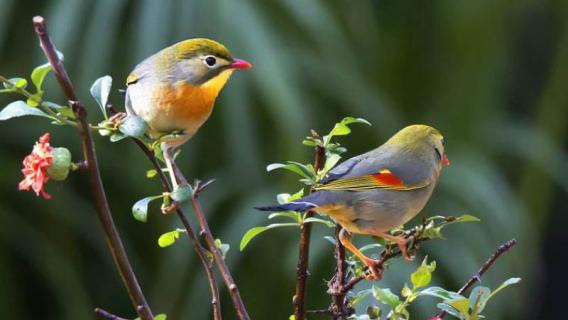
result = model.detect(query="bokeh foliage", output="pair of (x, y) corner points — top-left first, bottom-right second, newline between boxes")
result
(0, 0), (566, 319)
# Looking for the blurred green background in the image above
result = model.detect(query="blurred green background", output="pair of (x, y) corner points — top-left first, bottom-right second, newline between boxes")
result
(1, 0), (566, 319)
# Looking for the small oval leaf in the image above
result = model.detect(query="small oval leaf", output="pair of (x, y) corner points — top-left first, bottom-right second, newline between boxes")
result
(31, 63), (52, 91)
(0, 101), (51, 121)
(90, 75), (112, 119)
(132, 195), (162, 222)
(158, 230), (181, 248)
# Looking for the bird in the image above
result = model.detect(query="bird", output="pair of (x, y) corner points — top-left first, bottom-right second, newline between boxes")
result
(256, 125), (449, 278)
(125, 38), (251, 188)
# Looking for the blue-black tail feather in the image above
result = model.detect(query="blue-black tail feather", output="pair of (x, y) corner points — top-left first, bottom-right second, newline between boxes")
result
(254, 201), (317, 212)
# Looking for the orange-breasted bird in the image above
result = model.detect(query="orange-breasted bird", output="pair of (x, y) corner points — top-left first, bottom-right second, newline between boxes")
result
(125, 38), (251, 187)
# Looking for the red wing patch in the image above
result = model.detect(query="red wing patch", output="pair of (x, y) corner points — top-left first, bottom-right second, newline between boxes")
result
(371, 169), (404, 187)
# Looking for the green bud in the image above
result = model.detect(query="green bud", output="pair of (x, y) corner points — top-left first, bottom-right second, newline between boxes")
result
(46, 147), (72, 181)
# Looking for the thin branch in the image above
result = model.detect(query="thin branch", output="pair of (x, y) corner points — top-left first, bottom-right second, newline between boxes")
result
(341, 237), (430, 294)
(94, 308), (129, 320)
(433, 238), (517, 319)
(32, 16), (154, 320)
(133, 139), (222, 320)
(188, 179), (251, 320)
(328, 226), (350, 319)
(294, 143), (326, 320)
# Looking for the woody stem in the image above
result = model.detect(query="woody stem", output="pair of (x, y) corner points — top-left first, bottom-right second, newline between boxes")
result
(433, 239), (517, 319)
(294, 144), (326, 320)
(132, 139), (222, 320)
(32, 16), (154, 320)
(159, 156), (249, 319)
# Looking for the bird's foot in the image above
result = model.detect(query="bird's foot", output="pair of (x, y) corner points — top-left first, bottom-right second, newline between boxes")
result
(363, 258), (384, 281)
(396, 236), (415, 261)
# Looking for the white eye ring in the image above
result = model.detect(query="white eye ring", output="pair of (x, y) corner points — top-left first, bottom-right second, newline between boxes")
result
(203, 55), (217, 68)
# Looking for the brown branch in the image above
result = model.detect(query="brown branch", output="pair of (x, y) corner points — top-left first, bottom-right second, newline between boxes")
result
(341, 237), (430, 294)
(188, 180), (251, 320)
(328, 226), (350, 319)
(32, 16), (154, 320)
(433, 238), (517, 319)
(294, 143), (326, 320)
(152, 148), (248, 318)
(133, 139), (222, 320)
(94, 308), (129, 320)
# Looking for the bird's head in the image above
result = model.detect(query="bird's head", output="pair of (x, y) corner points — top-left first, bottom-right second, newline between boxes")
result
(387, 124), (450, 169)
(155, 38), (251, 86)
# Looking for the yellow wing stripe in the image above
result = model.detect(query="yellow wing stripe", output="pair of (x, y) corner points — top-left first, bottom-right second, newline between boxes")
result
(314, 175), (430, 192)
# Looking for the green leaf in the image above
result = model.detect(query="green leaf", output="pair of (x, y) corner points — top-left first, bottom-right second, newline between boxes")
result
(319, 153), (341, 177)
(302, 138), (317, 147)
(154, 314), (167, 320)
(110, 132), (127, 142)
(268, 211), (301, 222)
(469, 286), (491, 314)
(119, 114), (148, 137)
(132, 195), (163, 222)
(359, 243), (383, 255)
(411, 258), (436, 289)
(267, 162), (316, 180)
(436, 302), (465, 319)
(446, 298), (471, 317)
(158, 230), (182, 248)
(486, 277), (521, 302)
(401, 284), (412, 298)
(170, 185), (192, 202)
(90, 75), (112, 119)
(215, 239), (230, 259)
(454, 214), (481, 223)
(146, 169), (158, 178)
(323, 117), (371, 145)
(31, 63), (52, 91)
(288, 188), (305, 201)
(3, 77), (28, 90)
(350, 289), (372, 307)
(0, 101), (52, 121)
(372, 287), (401, 309)
(303, 217), (335, 227)
(419, 287), (464, 300)
(240, 223), (299, 251)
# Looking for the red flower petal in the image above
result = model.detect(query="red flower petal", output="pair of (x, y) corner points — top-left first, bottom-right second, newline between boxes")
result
(18, 133), (53, 199)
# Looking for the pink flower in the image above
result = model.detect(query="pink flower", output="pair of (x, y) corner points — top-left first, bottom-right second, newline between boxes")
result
(18, 133), (53, 199)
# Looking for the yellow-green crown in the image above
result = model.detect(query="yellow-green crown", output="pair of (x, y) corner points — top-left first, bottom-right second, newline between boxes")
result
(175, 38), (233, 61)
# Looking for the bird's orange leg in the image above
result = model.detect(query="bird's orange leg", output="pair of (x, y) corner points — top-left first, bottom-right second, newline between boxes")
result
(338, 229), (382, 280)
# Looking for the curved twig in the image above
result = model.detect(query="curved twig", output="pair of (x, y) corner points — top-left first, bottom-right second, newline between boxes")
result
(33, 16), (154, 320)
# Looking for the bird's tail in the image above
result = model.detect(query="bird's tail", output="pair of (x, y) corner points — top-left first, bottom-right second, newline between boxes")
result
(255, 201), (317, 212)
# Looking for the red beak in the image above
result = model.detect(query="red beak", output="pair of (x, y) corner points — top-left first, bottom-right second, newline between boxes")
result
(442, 154), (450, 166)
(230, 58), (252, 70)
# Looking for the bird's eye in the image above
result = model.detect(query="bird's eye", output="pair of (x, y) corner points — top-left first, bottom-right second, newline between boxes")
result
(441, 137), (445, 146)
(204, 56), (217, 67)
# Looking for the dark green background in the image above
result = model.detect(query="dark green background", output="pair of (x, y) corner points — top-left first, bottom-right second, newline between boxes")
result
(1, 0), (566, 319)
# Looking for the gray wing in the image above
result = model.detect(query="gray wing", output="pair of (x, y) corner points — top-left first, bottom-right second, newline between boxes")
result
(320, 145), (432, 186)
